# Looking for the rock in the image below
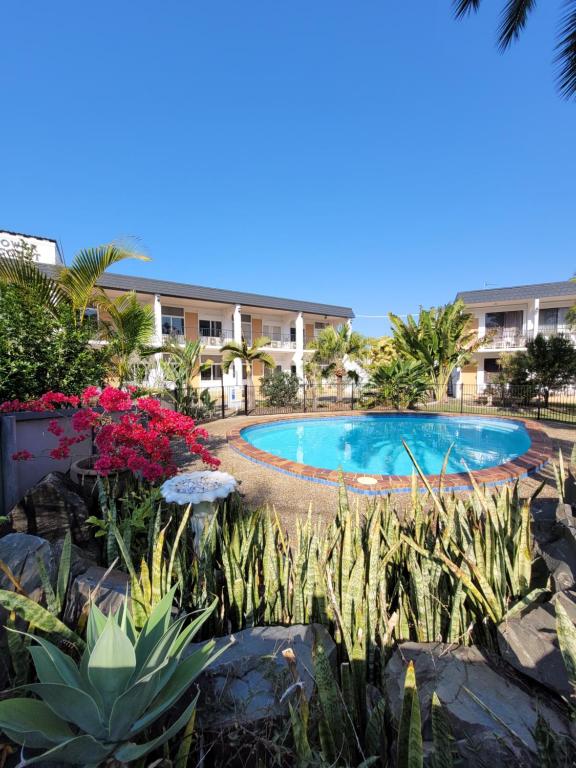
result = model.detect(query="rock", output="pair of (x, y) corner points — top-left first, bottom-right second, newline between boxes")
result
(498, 590), (576, 699)
(187, 623), (336, 730)
(0, 533), (54, 601)
(0, 533), (55, 690)
(533, 502), (576, 592)
(384, 642), (571, 766)
(63, 565), (129, 625)
(9, 472), (96, 553)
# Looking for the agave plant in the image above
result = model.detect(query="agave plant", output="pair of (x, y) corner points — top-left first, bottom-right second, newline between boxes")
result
(0, 590), (227, 766)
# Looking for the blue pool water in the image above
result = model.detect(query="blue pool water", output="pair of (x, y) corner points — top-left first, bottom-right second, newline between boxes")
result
(241, 415), (531, 476)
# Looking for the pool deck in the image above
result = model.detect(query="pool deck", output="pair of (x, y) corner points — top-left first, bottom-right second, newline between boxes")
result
(182, 412), (574, 534)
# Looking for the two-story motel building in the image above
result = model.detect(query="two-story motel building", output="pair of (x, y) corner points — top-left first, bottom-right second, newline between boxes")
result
(454, 281), (576, 392)
(0, 231), (354, 389)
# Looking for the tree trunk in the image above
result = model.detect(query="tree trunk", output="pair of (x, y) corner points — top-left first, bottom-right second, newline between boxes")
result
(336, 375), (343, 404)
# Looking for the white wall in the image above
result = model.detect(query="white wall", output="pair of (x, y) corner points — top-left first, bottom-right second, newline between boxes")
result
(0, 232), (63, 265)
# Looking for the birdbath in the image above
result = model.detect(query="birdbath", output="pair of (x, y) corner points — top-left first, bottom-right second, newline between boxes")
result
(160, 471), (237, 551)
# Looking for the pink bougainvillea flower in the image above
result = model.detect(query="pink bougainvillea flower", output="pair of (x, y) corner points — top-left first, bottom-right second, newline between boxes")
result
(97, 387), (133, 412)
(12, 450), (33, 461)
(5, 386), (219, 481)
(80, 386), (101, 405)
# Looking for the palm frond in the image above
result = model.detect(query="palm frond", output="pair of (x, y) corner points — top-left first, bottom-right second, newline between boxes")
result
(59, 244), (150, 318)
(555, 0), (576, 99)
(498, 0), (536, 50)
(454, 0), (483, 19)
(0, 258), (65, 316)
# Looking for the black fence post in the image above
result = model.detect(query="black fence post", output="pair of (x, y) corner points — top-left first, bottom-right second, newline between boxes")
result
(220, 379), (225, 420)
(537, 389), (541, 420)
(244, 384), (249, 416)
(460, 384), (464, 414)
(351, 382), (355, 410)
(303, 379), (307, 413)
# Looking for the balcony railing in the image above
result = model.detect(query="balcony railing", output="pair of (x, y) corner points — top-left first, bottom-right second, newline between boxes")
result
(199, 328), (234, 346)
(263, 333), (297, 350)
(479, 330), (532, 350)
(538, 325), (575, 339)
(162, 333), (185, 344)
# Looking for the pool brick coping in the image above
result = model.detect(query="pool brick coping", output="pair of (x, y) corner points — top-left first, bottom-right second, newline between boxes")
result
(226, 411), (554, 495)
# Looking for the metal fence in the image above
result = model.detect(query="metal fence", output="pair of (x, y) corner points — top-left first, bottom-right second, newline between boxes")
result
(193, 381), (576, 425)
(424, 384), (576, 424)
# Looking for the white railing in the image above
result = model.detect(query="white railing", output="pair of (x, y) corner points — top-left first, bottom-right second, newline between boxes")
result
(479, 331), (532, 350)
(162, 333), (185, 344)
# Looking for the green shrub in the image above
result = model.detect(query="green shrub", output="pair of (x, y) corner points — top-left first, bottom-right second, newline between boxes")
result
(0, 285), (108, 401)
(363, 358), (430, 409)
(260, 369), (300, 407)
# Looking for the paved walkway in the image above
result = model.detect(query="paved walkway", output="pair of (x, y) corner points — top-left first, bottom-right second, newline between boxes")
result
(184, 413), (576, 535)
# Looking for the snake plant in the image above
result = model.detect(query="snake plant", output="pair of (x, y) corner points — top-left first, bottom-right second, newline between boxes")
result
(0, 588), (227, 766)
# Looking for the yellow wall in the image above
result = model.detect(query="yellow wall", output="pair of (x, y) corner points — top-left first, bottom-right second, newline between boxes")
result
(185, 312), (198, 341)
(461, 363), (477, 387)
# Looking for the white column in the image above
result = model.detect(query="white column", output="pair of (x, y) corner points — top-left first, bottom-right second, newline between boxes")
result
(233, 304), (243, 384)
(151, 294), (163, 387)
(454, 367), (462, 398)
(294, 312), (304, 379)
(532, 298), (539, 338)
(153, 294), (163, 344)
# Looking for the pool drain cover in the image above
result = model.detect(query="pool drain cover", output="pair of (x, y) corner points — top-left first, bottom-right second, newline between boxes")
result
(357, 476), (378, 486)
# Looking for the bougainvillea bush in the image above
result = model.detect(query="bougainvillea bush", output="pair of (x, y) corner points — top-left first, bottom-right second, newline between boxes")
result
(1, 386), (220, 483)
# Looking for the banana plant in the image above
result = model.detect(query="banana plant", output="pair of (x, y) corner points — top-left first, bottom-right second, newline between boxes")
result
(0, 590), (228, 766)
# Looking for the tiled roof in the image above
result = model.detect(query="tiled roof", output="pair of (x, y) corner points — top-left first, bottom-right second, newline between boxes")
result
(456, 281), (576, 305)
(39, 264), (354, 318)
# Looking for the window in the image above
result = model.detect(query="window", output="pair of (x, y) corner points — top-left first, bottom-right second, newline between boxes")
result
(290, 327), (296, 342)
(264, 324), (282, 341)
(84, 306), (98, 330)
(485, 311), (522, 335)
(484, 358), (501, 373)
(162, 306), (184, 337)
(291, 365), (297, 375)
(275, 364), (283, 372)
(200, 355), (222, 381)
(199, 319), (222, 338)
(314, 321), (327, 337)
(540, 308), (559, 332)
(241, 314), (252, 342)
(485, 312), (505, 332)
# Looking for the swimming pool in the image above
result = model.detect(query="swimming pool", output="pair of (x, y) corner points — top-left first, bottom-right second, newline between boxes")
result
(228, 413), (552, 493)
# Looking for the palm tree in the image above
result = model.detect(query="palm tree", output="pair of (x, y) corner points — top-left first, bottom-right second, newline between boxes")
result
(389, 300), (482, 402)
(0, 243), (149, 326)
(221, 337), (275, 411)
(308, 324), (367, 400)
(453, 0), (576, 99)
(147, 338), (213, 416)
(98, 292), (156, 386)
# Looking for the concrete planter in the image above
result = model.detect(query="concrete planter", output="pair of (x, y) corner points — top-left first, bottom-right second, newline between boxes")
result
(1, 411), (93, 515)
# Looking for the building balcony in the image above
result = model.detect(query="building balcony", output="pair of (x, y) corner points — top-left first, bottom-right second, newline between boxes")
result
(199, 329), (234, 347)
(538, 325), (576, 340)
(478, 330), (532, 351)
(263, 333), (297, 350)
(162, 333), (186, 345)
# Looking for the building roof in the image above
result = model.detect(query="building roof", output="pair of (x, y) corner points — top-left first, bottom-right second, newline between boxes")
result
(456, 280), (576, 305)
(39, 264), (355, 318)
(0, 229), (58, 244)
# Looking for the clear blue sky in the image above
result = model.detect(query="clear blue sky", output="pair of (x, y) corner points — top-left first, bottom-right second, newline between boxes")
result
(1, 1), (574, 336)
